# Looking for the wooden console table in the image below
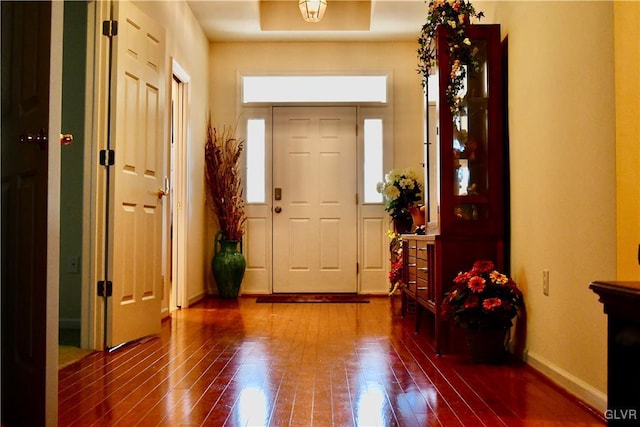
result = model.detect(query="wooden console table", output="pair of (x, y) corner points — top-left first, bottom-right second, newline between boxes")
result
(589, 281), (640, 425)
(401, 234), (503, 355)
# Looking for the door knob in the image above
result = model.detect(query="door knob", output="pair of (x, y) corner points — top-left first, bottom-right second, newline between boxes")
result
(60, 134), (74, 145)
(156, 189), (167, 199)
(274, 206), (282, 213)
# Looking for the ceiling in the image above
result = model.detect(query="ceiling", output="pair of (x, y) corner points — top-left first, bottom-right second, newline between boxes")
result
(186, 0), (431, 42)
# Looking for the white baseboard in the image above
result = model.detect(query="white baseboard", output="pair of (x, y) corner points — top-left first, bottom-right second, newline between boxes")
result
(526, 351), (607, 414)
(188, 291), (207, 307)
(359, 290), (391, 296)
(59, 318), (81, 330)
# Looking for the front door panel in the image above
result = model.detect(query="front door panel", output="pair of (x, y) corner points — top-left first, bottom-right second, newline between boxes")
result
(272, 107), (357, 293)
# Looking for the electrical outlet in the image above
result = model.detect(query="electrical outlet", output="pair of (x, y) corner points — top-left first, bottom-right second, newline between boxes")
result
(543, 270), (549, 296)
(67, 256), (79, 273)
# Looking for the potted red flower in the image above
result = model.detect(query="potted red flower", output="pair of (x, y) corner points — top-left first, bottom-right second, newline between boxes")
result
(442, 260), (523, 363)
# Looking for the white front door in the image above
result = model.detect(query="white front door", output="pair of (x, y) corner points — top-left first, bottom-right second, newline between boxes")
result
(108, 0), (166, 347)
(272, 107), (357, 293)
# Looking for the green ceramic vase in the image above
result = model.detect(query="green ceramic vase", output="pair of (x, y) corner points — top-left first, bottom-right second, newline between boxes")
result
(211, 231), (246, 299)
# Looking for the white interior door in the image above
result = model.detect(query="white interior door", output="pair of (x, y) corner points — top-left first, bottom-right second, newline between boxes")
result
(108, 0), (166, 347)
(272, 107), (357, 293)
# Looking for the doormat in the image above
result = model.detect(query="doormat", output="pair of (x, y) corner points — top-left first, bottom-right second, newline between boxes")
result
(255, 294), (370, 303)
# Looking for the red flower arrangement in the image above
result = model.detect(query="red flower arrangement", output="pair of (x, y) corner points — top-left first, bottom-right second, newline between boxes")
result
(388, 232), (403, 294)
(389, 259), (403, 287)
(442, 260), (523, 330)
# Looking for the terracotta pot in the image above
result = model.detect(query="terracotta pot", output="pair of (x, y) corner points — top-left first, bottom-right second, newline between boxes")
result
(408, 205), (426, 227)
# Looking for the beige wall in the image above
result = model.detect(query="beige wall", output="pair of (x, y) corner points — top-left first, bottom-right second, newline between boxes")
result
(614, 1), (640, 280)
(488, 0), (616, 411)
(209, 41), (424, 162)
(133, 1), (210, 307)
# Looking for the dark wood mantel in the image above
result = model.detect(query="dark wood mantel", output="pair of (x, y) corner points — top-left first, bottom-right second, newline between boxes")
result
(590, 281), (640, 425)
(590, 281), (640, 320)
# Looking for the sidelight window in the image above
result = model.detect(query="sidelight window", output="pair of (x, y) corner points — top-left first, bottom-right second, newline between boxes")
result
(363, 118), (384, 203)
(246, 118), (266, 203)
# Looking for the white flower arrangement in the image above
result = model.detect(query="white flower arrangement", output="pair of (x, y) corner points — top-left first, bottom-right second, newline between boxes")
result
(376, 167), (424, 219)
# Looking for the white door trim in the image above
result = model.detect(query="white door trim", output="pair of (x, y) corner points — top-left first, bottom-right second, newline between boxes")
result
(46, 2), (64, 423)
(169, 58), (190, 310)
(84, 0), (112, 351)
(240, 105), (392, 295)
(237, 72), (395, 295)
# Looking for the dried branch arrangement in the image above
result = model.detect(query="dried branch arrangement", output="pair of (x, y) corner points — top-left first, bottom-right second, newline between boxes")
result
(204, 118), (246, 241)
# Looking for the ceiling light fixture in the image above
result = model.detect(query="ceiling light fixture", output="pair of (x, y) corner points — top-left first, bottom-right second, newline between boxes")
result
(299, 0), (327, 23)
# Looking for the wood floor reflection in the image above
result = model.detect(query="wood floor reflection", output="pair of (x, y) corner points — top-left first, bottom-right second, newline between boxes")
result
(58, 296), (605, 426)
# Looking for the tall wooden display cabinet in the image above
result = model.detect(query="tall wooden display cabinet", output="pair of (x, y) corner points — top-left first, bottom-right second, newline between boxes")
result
(402, 24), (507, 354)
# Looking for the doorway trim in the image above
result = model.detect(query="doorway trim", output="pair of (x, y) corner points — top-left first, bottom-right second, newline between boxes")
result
(238, 72), (395, 295)
(169, 58), (190, 311)
(240, 105), (393, 294)
(48, 2), (64, 422)
(82, 0), (110, 352)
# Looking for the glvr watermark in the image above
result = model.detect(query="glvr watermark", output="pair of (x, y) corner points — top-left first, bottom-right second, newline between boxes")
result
(605, 409), (638, 421)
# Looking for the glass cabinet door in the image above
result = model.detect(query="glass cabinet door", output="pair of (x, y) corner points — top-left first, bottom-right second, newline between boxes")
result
(452, 39), (489, 221)
(426, 24), (503, 237)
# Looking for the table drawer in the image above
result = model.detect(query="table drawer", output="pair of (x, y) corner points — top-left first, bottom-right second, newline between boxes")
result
(405, 240), (417, 259)
(416, 257), (429, 280)
(416, 241), (430, 260)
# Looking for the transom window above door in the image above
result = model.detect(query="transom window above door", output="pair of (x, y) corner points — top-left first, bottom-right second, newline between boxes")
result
(241, 75), (388, 104)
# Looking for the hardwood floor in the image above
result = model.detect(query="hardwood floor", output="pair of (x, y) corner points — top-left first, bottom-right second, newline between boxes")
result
(58, 296), (605, 426)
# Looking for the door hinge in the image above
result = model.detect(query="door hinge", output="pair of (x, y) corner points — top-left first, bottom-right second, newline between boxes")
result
(102, 20), (118, 37)
(357, 262), (360, 274)
(97, 280), (113, 297)
(100, 149), (115, 166)
(355, 193), (359, 205)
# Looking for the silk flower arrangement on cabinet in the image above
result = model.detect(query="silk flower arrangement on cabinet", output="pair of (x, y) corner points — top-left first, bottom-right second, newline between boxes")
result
(417, 0), (485, 117)
(376, 167), (424, 234)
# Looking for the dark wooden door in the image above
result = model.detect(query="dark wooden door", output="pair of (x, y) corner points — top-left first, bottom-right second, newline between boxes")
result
(1, 1), (52, 425)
